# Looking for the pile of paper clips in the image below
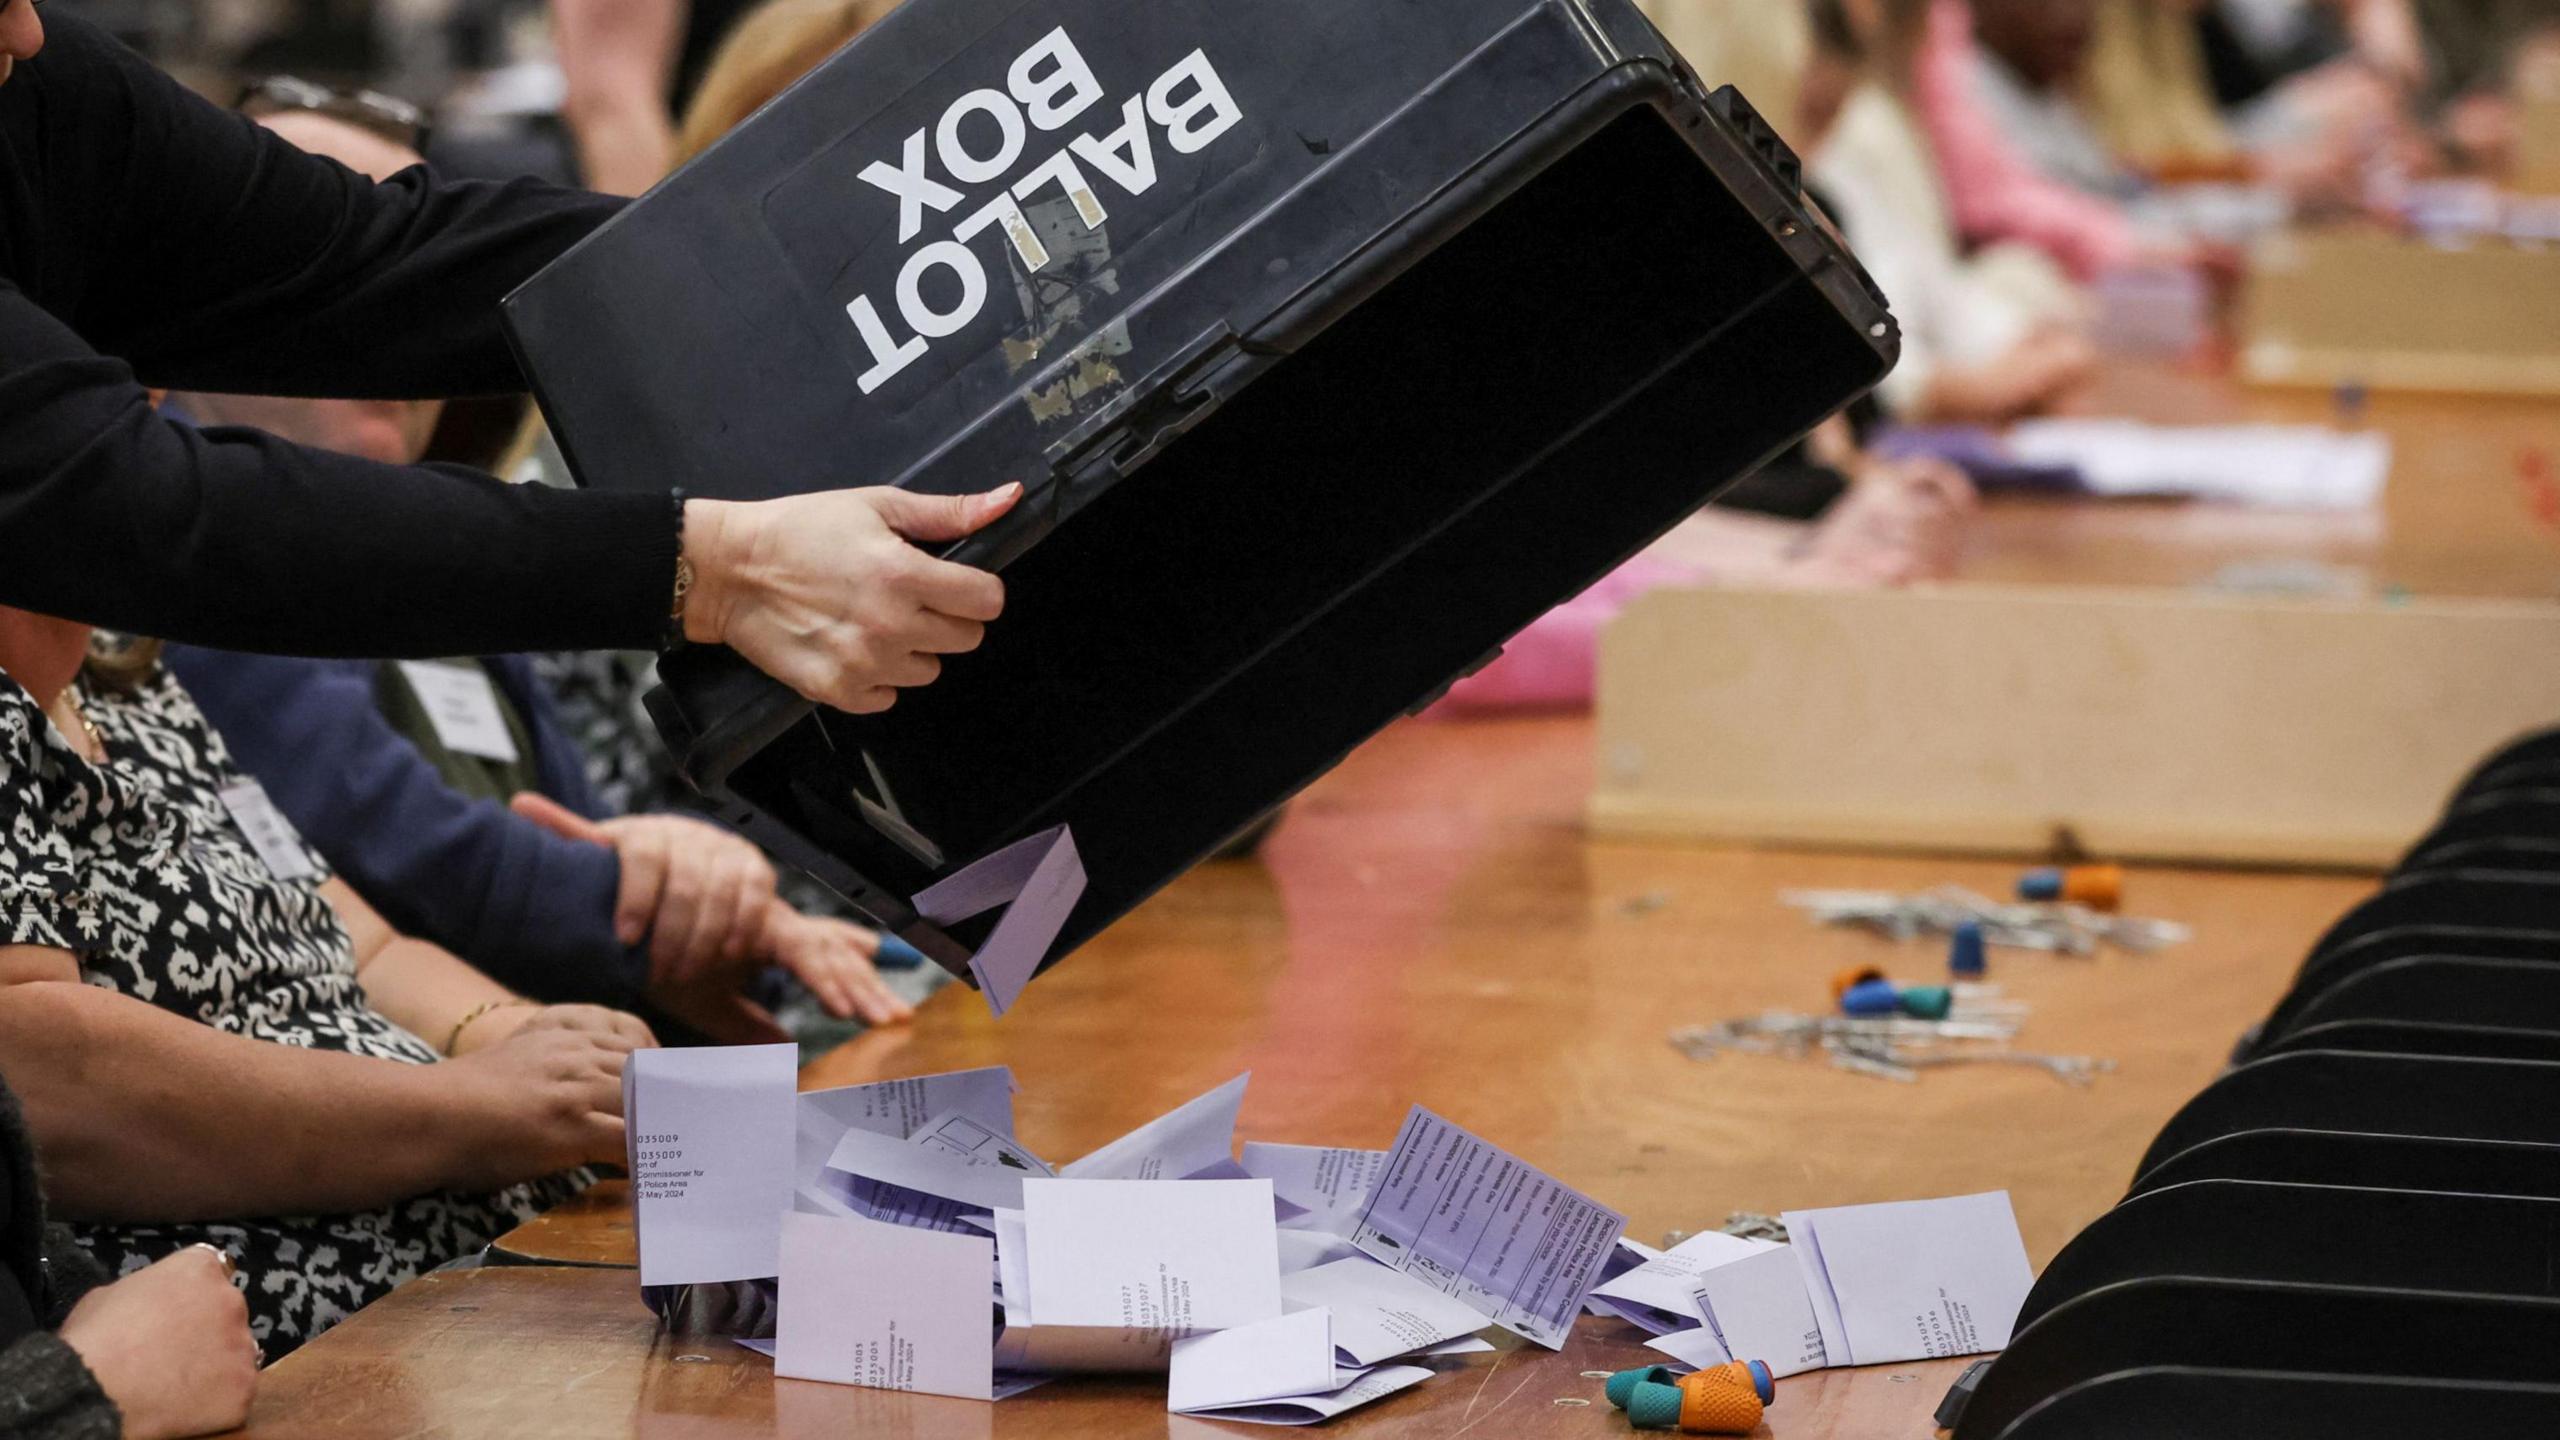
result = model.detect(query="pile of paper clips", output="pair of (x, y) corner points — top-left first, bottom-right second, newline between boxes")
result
(1669, 1008), (2118, 1087)
(1779, 885), (2190, 956)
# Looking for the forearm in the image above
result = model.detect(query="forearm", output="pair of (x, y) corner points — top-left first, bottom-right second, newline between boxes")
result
(0, 316), (675, 655)
(554, 0), (686, 199)
(356, 938), (521, 1055)
(52, 12), (622, 398)
(569, 102), (679, 199)
(0, 981), (472, 1223)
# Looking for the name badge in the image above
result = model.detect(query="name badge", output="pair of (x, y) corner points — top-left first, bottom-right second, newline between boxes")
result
(397, 661), (522, 764)
(217, 780), (318, 882)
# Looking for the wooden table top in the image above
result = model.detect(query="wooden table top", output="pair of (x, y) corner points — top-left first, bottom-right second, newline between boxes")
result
(262, 359), (2522, 1437)
(244, 1266), (1970, 1440)
(1969, 364), (2560, 599)
(363, 709), (2370, 1440)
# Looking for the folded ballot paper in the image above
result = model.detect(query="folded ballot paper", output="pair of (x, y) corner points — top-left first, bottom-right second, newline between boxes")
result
(1587, 1231), (1780, 1336)
(625, 1049), (1630, 1420)
(1638, 1192), (2035, 1382)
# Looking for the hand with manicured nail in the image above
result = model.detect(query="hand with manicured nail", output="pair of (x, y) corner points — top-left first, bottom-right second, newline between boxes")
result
(679, 484), (1020, 714)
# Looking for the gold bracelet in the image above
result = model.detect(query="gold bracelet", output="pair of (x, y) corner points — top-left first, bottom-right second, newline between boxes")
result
(443, 999), (535, 1057)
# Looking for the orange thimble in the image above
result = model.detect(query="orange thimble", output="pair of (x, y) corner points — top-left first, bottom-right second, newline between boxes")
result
(1830, 964), (1887, 1004)
(2063, 864), (2124, 911)
(1676, 1371), (1765, 1433)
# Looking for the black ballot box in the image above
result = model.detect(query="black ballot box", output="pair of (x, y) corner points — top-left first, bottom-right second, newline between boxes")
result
(502, 0), (1900, 988)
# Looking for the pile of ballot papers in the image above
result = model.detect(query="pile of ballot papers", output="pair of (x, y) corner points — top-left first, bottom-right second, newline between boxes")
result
(1585, 1192), (2037, 1380)
(623, 1045), (2033, 1421)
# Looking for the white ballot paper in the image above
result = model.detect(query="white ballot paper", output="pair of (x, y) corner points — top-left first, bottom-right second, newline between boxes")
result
(819, 1120), (1037, 1232)
(1241, 1144), (1387, 1231)
(1276, 1228), (1366, 1276)
(773, 1211), (994, 1401)
(1589, 1232), (1776, 1335)
(1645, 1324), (1734, 1372)
(1062, 1073), (1249, 1181)
(1280, 1259), (1490, 1367)
(992, 1207), (1033, 1327)
(910, 1110), (1053, 1176)
(1186, 1159), (1311, 1223)
(1587, 1237), (1663, 1316)
(1010, 1178), (1283, 1370)
(1167, 1308), (1338, 1413)
(625, 1044), (797, 1286)
(1173, 1365), (1434, 1427)
(794, 1067), (1017, 1213)
(2006, 419), (2392, 510)
(1683, 1243), (1831, 1378)
(1783, 1192), (2034, 1366)
(1349, 1107), (1626, 1350)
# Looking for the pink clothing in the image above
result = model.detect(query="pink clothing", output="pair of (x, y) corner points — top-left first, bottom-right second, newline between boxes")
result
(1435, 557), (1702, 714)
(1913, 0), (2140, 280)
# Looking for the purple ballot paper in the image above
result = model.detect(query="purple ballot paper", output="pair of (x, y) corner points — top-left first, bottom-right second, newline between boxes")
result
(913, 825), (1084, 1018)
(1347, 1107), (1626, 1350)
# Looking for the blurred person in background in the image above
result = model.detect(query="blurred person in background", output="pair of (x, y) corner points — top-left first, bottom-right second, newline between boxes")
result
(1970, 0), (2412, 213)
(2412, 0), (2560, 170)
(1803, 0), (2100, 424)
(2197, 0), (2432, 130)
(551, 0), (894, 194)
(1429, 0), (1984, 716)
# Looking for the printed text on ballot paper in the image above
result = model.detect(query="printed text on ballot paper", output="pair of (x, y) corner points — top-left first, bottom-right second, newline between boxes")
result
(843, 26), (1246, 394)
(1351, 1108), (1626, 1350)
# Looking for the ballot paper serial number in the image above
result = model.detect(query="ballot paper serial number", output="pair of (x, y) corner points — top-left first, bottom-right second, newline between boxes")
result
(632, 1135), (702, 1199)
(1916, 1289), (1982, 1359)
(840, 27), (1246, 395)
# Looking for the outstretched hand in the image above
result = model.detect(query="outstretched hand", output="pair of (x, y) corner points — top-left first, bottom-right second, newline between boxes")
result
(512, 793), (779, 982)
(511, 793), (911, 1039)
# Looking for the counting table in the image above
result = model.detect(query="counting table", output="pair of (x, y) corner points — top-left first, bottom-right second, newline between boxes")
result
(233, 366), (2552, 1438)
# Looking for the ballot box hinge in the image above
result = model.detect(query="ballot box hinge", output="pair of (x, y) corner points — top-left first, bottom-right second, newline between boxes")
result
(1042, 323), (1259, 485)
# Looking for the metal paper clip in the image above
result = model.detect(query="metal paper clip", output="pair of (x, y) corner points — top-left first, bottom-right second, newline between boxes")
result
(1782, 885), (2188, 957)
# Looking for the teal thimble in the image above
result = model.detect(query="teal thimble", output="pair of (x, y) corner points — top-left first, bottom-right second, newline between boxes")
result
(1606, 1364), (1677, 1409)
(1627, 1379), (1686, 1430)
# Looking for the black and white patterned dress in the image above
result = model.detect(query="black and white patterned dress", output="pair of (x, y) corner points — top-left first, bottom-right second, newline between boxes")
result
(0, 665), (587, 1356)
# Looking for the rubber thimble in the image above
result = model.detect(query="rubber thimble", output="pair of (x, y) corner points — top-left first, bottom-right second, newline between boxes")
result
(1692, 1358), (1777, 1406)
(1626, 1376), (1767, 1433)
(1606, 1365), (1678, 1409)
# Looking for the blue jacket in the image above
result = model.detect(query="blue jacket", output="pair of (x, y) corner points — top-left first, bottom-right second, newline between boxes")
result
(164, 646), (648, 1009)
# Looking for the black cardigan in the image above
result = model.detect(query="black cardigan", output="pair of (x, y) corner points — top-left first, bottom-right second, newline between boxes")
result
(0, 1071), (112, 1440)
(0, 13), (674, 659)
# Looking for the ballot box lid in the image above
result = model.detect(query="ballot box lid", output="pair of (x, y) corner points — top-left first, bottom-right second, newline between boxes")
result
(504, 0), (1898, 992)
